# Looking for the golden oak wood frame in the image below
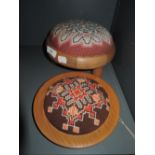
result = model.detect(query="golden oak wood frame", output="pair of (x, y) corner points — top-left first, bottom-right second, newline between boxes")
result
(33, 72), (120, 148)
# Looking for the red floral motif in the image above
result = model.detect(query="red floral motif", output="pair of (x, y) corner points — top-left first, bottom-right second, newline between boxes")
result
(72, 89), (81, 97)
(84, 104), (93, 112)
(46, 77), (110, 134)
(89, 83), (96, 90)
(53, 97), (65, 109)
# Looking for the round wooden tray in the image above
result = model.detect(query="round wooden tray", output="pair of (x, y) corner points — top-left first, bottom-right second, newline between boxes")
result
(33, 72), (120, 148)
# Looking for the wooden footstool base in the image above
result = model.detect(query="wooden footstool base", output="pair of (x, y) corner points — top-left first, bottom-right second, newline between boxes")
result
(33, 72), (120, 148)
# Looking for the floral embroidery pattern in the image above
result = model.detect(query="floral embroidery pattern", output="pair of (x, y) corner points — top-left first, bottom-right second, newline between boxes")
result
(45, 77), (110, 134)
(52, 20), (112, 46)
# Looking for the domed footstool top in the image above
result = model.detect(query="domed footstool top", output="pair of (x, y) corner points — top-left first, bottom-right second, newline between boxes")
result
(33, 72), (120, 148)
(46, 20), (115, 69)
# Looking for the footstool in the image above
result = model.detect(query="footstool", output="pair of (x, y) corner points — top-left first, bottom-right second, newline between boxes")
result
(33, 72), (120, 148)
(46, 20), (115, 77)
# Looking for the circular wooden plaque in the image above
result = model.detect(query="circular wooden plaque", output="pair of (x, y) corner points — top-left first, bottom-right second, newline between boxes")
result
(33, 72), (120, 148)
